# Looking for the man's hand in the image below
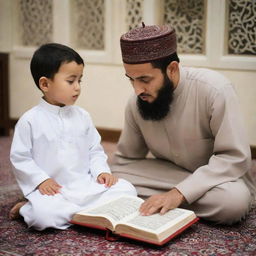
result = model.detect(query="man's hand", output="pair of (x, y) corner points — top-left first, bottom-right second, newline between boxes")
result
(97, 173), (118, 187)
(139, 188), (185, 216)
(38, 178), (62, 195)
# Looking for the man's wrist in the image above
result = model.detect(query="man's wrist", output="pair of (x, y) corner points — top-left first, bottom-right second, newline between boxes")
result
(171, 188), (186, 203)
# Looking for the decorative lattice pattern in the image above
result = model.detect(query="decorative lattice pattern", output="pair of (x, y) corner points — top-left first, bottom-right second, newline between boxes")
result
(164, 0), (205, 54)
(19, 0), (53, 46)
(126, 0), (144, 31)
(72, 0), (105, 50)
(228, 0), (256, 55)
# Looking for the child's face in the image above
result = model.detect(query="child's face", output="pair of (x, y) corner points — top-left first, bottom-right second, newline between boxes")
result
(43, 61), (84, 107)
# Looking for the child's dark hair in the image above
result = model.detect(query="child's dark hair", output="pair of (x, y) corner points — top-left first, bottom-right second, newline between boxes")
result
(30, 43), (84, 89)
(151, 52), (180, 74)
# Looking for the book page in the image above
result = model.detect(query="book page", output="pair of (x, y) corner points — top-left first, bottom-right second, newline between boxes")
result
(123, 208), (192, 234)
(84, 196), (143, 225)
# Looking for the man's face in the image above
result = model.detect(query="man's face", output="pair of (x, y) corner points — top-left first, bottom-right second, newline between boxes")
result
(124, 62), (165, 103)
(124, 62), (175, 121)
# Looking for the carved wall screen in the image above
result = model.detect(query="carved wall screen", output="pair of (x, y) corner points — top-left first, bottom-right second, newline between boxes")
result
(72, 0), (105, 50)
(13, 0), (256, 68)
(163, 0), (205, 54)
(228, 0), (256, 55)
(19, 0), (53, 46)
(126, 0), (144, 31)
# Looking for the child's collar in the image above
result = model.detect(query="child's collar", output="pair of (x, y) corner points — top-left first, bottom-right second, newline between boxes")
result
(39, 98), (72, 115)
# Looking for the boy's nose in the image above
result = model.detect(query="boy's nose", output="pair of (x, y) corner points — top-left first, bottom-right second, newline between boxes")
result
(74, 82), (80, 91)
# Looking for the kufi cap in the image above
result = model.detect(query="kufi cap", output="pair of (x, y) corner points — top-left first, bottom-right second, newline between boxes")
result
(120, 23), (177, 64)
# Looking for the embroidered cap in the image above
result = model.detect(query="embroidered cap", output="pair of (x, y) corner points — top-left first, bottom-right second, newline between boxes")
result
(120, 23), (177, 64)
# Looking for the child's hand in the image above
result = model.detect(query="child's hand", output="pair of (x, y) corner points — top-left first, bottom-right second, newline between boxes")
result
(38, 178), (62, 195)
(97, 173), (118, 187)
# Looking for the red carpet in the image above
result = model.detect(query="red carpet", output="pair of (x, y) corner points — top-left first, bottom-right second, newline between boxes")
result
(0, 136), (256, 255)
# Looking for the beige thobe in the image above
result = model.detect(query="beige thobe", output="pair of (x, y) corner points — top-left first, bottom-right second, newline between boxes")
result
(111, 66), (255, 224)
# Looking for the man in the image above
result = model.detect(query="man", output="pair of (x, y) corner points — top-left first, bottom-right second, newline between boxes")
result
(111, 23), (255, 224)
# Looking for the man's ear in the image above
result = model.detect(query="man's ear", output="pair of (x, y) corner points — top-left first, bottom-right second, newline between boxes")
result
(39, 77), (50, 92)
(166, 61), (179, 80)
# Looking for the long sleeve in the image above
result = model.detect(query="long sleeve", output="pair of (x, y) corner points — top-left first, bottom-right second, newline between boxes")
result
(176, 84), (252, 204)
(86, 114), (111, 180)
(10, 117), (50, 196)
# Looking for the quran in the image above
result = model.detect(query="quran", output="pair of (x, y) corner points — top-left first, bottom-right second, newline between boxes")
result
(71, 196), (198, 245)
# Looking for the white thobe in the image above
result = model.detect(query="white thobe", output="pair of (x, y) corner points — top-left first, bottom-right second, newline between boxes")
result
(10, 99), (136, 230)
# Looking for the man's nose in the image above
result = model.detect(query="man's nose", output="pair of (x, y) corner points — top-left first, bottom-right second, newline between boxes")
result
(133, 81), (145, 96)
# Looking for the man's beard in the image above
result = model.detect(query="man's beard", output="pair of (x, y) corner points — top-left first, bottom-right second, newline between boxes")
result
(137, 74), (175, 121)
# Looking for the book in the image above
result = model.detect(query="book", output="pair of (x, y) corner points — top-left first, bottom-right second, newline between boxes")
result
(71, 196), (199, 245)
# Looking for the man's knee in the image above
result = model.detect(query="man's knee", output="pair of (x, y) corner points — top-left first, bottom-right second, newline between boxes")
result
(191, 180), (252, 225)
(212, 185), (251, 224)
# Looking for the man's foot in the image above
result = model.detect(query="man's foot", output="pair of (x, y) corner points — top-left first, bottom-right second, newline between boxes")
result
(9, 201), (27, 220)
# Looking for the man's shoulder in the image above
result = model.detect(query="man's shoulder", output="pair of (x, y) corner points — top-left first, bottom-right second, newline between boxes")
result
(184, 66), (232, 91)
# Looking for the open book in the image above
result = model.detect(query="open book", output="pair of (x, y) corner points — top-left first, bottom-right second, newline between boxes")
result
(71, 196), (198, 245)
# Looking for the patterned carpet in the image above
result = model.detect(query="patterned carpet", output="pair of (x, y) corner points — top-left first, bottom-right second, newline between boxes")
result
(0, 136), (256, 256)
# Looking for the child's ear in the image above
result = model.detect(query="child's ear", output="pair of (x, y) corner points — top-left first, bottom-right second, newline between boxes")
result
(39, 77), (50, 92)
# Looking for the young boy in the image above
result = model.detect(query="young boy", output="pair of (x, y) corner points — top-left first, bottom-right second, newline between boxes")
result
(9, 43), (136, 231)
